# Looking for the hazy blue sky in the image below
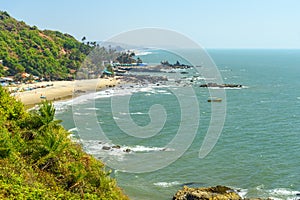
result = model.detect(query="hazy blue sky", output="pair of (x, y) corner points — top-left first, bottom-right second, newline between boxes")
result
(2, 0), (300, 48)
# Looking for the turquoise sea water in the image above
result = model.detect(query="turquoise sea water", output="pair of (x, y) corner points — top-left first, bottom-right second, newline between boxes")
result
(56, 49), (300, 200)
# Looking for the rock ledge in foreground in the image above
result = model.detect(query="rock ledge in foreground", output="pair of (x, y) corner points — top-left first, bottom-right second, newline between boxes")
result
(173, 185), (271, 200)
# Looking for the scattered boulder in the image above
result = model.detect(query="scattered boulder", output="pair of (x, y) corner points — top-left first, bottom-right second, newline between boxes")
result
(200, 83), (242, 88)
(112, 145), (121, 149)
(124, 148), (131, 153)
(173, 185), (242, 200)
(173, 186), (273, 200)
(102, 146), (111, 150)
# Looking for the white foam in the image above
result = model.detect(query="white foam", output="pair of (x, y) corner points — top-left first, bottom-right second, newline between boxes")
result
(55, 83), (174, 112)
(68, 127), (78, 132)
(268, 188), (300, 197)
(156, 90), (171, 94)
(130, 112), (146, 115)
(73, 112), (89, 116)
(85, 107), (100, 111)
(209, 87), (242, 90)
(153, 181), (180, 188)
(117, 112), (146, 115)
(54, 101), (71, 113)
(252, 185), (300, 200)
(234, 188), (248, 199)
(134, 51), (153, 56)
(128, 145), (165, 152)
(79, 140), (170, 157)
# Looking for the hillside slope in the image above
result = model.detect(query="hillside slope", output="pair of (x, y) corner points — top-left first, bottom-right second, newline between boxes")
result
(0, 86), (128, 199)
(0, 11), (92, 80)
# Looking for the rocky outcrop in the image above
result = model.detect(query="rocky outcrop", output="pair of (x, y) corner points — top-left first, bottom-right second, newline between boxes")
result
(173, 185), (272, 200)
(200, 83), (242, 88)
(173, 185), (242, 200)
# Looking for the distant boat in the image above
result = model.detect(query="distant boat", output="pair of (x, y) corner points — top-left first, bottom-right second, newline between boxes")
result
(40, 95), (46, 99)
(207, 97), (222, 102)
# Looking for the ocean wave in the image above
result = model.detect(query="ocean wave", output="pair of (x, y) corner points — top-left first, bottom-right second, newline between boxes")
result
(80, 140), (171, 156)
(118, 111), (147, 115)
(134, 50), (153, 56)
(54, 101), (72, 113)
(55, 83), (174, 110)
(68, 127), (78, 132)
(155, 90), (172, 95)
(55, 91), (99, 109)
(153, 181), (180, 188)
(241, 185), (300, 200)
(73, 112), (90, 116)
(130, 112), (147, 115)
(129, 145), (168, 152)
(267, 188), (300, 200)
(85, 107), (100, 111)
(234, 188), (248, 199)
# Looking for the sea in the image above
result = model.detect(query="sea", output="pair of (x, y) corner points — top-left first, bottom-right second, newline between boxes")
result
(55, 49), (300, 200)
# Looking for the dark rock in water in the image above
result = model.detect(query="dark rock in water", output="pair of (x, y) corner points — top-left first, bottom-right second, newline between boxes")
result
(200, 82), (242, 88)
(124, 148), (131, 153)
(173, 185), (242, 200)
(160, 60), (192, 69)
(112, 145), (121, 149)
(102, 146), (111, 150)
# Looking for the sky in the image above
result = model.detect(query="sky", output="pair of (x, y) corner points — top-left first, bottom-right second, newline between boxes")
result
(1, 0), (300, 49)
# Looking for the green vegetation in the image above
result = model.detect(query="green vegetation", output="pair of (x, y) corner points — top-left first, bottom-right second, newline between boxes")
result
(0, 11), (144, 81)
(0, 11), (93, 80)
(0, 86), (128, 199)
(115, 51), (142, 64)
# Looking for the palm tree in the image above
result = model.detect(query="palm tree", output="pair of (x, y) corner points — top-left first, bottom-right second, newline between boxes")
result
(29, 101), (68, 170)
(34, 128), (69, 170)
(81, 36), (86, 43)
(38, 101), (61, 127)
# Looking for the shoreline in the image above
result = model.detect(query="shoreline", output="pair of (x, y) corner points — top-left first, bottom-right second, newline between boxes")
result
(8, 77), (120, 107)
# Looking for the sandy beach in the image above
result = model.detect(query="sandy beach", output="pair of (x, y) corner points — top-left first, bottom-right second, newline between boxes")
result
(8, 77), (119, 107)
